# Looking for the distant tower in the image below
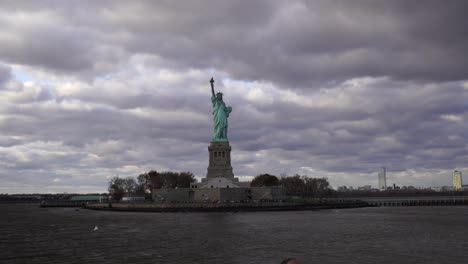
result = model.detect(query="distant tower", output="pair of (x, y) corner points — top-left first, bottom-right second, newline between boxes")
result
(378, 167), (387, 191)
(453, 170), (462, 190)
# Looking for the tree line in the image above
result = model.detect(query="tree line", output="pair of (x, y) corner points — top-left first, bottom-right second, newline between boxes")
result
(250, 174), (334, 197)
(108, 170), (196, 200)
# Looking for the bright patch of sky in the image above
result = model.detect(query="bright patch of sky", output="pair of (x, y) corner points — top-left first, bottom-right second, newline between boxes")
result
(12, 69), (33, 83)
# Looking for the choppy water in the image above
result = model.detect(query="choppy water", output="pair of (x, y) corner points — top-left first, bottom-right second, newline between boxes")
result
(1, 204), (468, 264)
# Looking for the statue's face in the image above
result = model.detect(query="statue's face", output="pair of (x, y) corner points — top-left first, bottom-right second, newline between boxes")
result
(217, 93), (223, 100)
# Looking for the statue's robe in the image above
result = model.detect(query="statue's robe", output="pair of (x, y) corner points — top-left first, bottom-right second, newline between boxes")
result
(211, 95), (232, 141)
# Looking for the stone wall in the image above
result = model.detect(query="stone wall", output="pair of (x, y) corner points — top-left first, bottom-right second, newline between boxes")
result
(193, 188), (220, 202)
(153, 188), (192, 202)
(152, 186), (286, 203)
(250, 187), (286, 201)
(220, 188), (251, 202)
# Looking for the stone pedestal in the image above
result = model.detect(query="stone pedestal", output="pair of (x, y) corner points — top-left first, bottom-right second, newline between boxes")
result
(205, 141), (236, 182)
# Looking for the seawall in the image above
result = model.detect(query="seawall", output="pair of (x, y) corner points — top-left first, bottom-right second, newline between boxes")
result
(84, 200), (368, 212)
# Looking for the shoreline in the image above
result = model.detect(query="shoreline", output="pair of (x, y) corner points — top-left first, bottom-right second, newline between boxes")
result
(84, 200), (369, 212)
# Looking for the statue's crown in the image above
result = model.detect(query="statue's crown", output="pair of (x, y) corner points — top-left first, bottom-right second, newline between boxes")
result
(216, 91), (223, 96)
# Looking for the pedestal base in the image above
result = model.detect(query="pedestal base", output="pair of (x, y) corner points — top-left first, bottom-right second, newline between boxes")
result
(206, 141), (234, 180)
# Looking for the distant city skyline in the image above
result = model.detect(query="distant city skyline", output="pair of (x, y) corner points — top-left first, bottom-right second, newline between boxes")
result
(0, 1), (467, 193)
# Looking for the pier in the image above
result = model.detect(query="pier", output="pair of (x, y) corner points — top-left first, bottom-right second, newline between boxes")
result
(355, 196), (468, 207)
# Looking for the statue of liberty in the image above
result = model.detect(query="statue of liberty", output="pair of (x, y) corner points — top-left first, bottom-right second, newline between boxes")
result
(210, 77), (232, 142)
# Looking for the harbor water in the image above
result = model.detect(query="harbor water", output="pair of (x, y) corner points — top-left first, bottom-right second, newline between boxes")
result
(1, 204), (467, 263)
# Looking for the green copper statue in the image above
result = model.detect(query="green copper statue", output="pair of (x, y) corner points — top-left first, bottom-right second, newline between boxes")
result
(210, 77), (232, 142)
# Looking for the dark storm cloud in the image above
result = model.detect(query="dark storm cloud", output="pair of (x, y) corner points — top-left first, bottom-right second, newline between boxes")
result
(1, 1), (467, 85)
(0, 10), (95, 73)
(0, 64), (12, 85)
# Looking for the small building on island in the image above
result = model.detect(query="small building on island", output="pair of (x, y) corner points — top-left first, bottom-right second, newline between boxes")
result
(70, 195), (106, 203)
(122, 195), (146, 202)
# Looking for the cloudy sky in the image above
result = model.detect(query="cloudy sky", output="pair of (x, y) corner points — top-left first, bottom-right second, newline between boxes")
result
(0, 1), (467, 193)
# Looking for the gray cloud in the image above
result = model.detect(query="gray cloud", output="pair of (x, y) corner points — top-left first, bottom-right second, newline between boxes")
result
(0, 64), (11, 85)
(0, 1), (467, 85)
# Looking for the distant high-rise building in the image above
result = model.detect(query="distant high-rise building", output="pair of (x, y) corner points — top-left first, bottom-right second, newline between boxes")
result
(378, 167), (387, 191)
(453, 170), (462, 190)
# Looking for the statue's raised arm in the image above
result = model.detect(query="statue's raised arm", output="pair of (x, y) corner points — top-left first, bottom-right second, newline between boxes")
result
(210, 77), (215, 98)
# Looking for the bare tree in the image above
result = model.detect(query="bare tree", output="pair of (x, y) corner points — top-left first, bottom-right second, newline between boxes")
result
(250, 174), (280, 187)
(108, 177), (125, 201)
